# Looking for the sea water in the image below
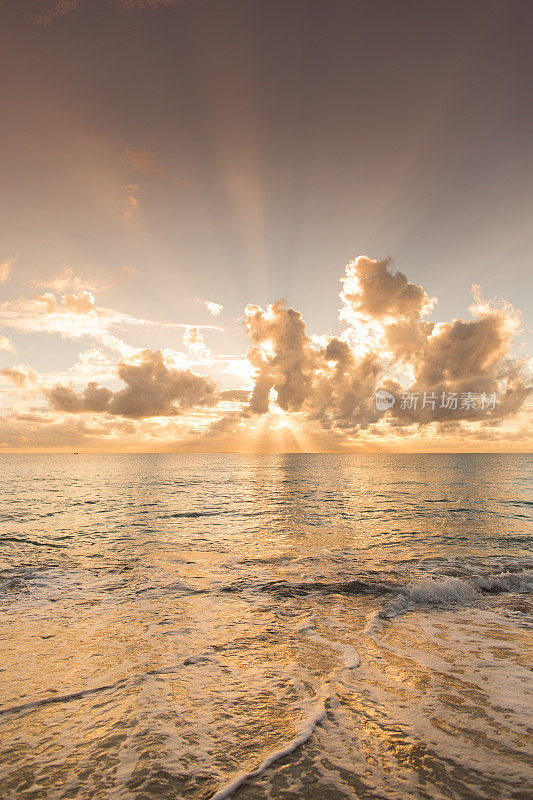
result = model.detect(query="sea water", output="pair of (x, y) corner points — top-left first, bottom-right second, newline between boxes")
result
(0, 454), (531, 799)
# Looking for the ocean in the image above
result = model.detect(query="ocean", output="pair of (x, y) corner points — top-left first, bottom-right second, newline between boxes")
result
(0, 453), (531, 800)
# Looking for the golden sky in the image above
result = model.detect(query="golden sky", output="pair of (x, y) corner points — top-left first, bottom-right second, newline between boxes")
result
(0, 0), (531, 452)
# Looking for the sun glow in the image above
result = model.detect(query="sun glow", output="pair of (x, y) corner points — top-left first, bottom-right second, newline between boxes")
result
(273, 418), (291, 431)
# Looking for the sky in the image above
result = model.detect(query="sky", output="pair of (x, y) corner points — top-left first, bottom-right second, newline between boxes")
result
(0, 0), (531, 452)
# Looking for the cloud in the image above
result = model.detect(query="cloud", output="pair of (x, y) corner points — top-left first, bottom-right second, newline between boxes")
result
(35, 0), (78, 26)
(61, 290), (98, 314)
(0, 290), (166, 356)
(242, 257), (531, 434)
(0, 410), (138, 451)
(204, 300), (223, 317)
(244, 300), (314, 415)
(242, 299), (386, 429)
(121, 144), (160, 176)
(3, 253), (530, 451)
(0, 335), (14, 353)
(48, 382), (113, 413)
(0, 286), (225, 376)
(182, 326), (209, 357)
(340, 255), (436, 325)
(47, 348), (218, 418)
(119, 0), (180, 9)
(388, 289), (530, 424)
(0, 258), (14, 283)
(0, 291), (129, 349)
(123, 184), (140, 219)
(68, 348), (118, 380)
(0, 364), (40, 389)
(33, 266), (137, 294)
(220, 389), (250, 402)
(35, 0), (178, 25)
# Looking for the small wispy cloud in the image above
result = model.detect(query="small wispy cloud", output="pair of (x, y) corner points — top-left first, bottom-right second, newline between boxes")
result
(0, 290), (223, 358)
(123, 184), (140, 219)
(35, 0), (79, 26)
(119, 1), (181, 9)
(35, 0), (180, 26)
(121, 144), (160, 176)
(203, 300), (223, 317)
(0, 258), (15, 283)
(0, 335), (14, 354)
(33, 266), (137, 294)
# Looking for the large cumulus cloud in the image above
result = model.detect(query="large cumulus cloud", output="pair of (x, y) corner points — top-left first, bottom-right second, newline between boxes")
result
(243, 256), (531, 433)
(340, 256), (436, 324)
(390, 293), (530, 424)
(244, 300), (313, 414)
(243, 299), (393, 429)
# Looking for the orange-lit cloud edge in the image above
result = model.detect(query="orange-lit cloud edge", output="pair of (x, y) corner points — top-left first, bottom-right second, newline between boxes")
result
(0, 255), (531, 453)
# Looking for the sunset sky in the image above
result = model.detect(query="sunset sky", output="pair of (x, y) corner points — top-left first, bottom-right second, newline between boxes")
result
(0, 0), (531, 452)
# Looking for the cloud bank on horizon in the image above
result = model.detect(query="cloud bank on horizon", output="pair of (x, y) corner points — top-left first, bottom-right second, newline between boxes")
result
(0, 255), (531, 452)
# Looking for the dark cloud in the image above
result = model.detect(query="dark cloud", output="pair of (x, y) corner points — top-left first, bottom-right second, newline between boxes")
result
(388, 300), (530, 425)
(384, 320), (435, 360)
(47, 348), (218, 418)
(48, 381), (113, 413)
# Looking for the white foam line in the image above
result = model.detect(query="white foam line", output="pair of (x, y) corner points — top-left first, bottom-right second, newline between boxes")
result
(209, 620), (359, 800)
(208, 696), (329, 800)
(302, 628), (360, 669)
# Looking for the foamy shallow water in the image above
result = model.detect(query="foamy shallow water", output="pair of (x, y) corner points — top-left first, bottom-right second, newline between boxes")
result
(0, 454), (531, 799)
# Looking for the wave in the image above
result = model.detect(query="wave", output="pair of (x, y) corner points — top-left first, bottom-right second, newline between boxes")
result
(470, 569), (533, 594)
(0, 536), (62, 548)
(221, 577), (395, 598)
(209, 618), (359, 800)
(162, 510), (225, 519)
(372, 568), (533, 622)
(220, 565), (533, 604)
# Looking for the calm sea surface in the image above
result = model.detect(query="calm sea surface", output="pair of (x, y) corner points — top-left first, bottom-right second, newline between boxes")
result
(0, 454), (532, 800)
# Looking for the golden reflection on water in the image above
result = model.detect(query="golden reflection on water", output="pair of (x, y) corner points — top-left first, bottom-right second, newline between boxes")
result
(1, 454), (532, 799)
